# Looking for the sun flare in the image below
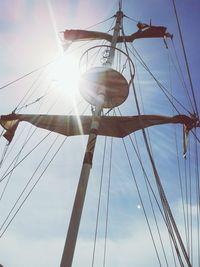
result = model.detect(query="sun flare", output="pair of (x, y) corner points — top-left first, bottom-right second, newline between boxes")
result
(50, 54), (81, 98)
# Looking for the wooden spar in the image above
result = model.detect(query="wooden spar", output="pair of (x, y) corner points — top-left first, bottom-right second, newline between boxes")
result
(60, 99), (103, 267)
(60, 7), (124, 267)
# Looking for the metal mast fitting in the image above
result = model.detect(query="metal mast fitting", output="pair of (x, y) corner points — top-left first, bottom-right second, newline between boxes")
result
(79, 8), (128, 109)
(104, 8), (123, 67)
(60, 6), (126, 267)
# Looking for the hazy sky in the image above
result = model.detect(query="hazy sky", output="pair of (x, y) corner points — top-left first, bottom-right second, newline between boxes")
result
(0, 1), (200, 267)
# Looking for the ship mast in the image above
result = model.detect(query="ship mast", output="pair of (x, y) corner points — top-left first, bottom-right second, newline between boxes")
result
(60, 3), (124, 267)
(0, 1), (195, 266)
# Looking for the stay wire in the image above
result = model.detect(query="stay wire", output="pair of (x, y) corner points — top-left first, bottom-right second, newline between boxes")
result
(0, 150), (24, 201)
(184, 156), (190, 254)
(16, 76), (55, 113)
(0, 31), (102, 93)
(14, 69), (45, 111)
(0, 99), (89, 237)
(0, 58), (59, 91)
(194, 129), (200, 266)
(174, 125), (188, 250)
(130, 48), (155, 158)
(0, 136), (66, 238)
(121, 23), (191, 266)
(168, 45), (191, 258)
(0, 131), (51, 183)
(124, 15), (138, 23)
(129, 43), (190, 114)
(91, 136), (107, 267)
(0, 15), (114, 96)
(0, 129), (4, 138)
(117, 107), (177, 267)
(167, 55), (184, 267)
(116, 118), (163, 267)
(84, 16), (115, 30)
(0, 134), (60, 233)
(172, 0), (199, 117)
(0, 142), (9, 170)
(0, 88), (61, 169)
(188, 140), (193, 263)
(0, 97), (53, 184)
(184, 137), (193, 261)
(15, 93), (48, 113)
(131, 51), (190, 267)
(190, 130), (200, 145)
(133, 134), (169, 267)
(103, 136), (113, 267)
(132, 133), (169, 266)
(0, 118), (37, 201)
(169, 40), (195, 114)
(121, 136), (162, 267)
(116, 109), (166, 223)
(0, 94), (86, 184)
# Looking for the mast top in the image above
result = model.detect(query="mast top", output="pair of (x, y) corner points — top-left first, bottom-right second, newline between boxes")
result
(119, 0), (122, 11)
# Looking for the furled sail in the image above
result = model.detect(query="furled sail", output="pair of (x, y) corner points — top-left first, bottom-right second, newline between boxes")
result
(0, 113), (197, 143)
(64, 23), (172, 43)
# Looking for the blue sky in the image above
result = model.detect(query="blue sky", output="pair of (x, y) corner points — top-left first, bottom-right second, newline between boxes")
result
(0, 1), (200, 267)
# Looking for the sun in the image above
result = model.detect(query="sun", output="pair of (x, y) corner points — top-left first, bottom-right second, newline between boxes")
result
(49, 53), (81, 98)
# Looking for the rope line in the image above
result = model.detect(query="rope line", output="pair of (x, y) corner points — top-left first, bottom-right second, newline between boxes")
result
(0, 143), (9, 170)
(122, 137), (162, 267)
(129, 43), (190, 114)
(0, 137), (66, 238)
(91, 136), (107, 267)
(0, 132), (52, 183)
(0, 135), (60, 234)
(103, 136), (113, 267)
(170, 40), (195, 114)
(121, 21), (192, 266)
(172, 0), (199, 117)
(0, 58), (58, 91)
(84, 16), (115, 30)
(124, 15), (138, 23)
(0, 118), (41, 201)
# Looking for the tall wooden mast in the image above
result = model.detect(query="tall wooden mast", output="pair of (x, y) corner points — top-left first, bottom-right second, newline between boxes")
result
(60, 4), (126, 267)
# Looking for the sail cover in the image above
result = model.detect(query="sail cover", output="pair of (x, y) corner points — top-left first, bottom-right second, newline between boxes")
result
(64, 24), (172, 43)
(0, 113), (196, 143)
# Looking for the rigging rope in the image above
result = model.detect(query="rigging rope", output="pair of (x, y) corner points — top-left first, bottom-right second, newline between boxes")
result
(0, 143), (9, 170)
(14, 69), (45, 112)
(0, 89), (54, 185)
(103, 136), (113, 267)
(194, 129), (200, 266)
(117, 107), (181, 266)
(124, 15), (138, 23)
(15, 93), (48, 113)
(132, 133), (169, 266)
(129, 44), (190, 114)
(0, 132), (52, 183)
(121, 21), (192, 266)
(0, 134), (60, 233)
(122, 136), (162, 267)
(0, 98), (89, 238)
(0, 136), (66, 238)
(172, 0), (199, 117)
(91, 136), (107, 267)
(84, 16), (115, 30)
(0, 118), (39, 201)
(0, 58), (58, 91)
(131, 133), (170, 266)
(168, 49), (192, 262)
(169, 40), (195, 114)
